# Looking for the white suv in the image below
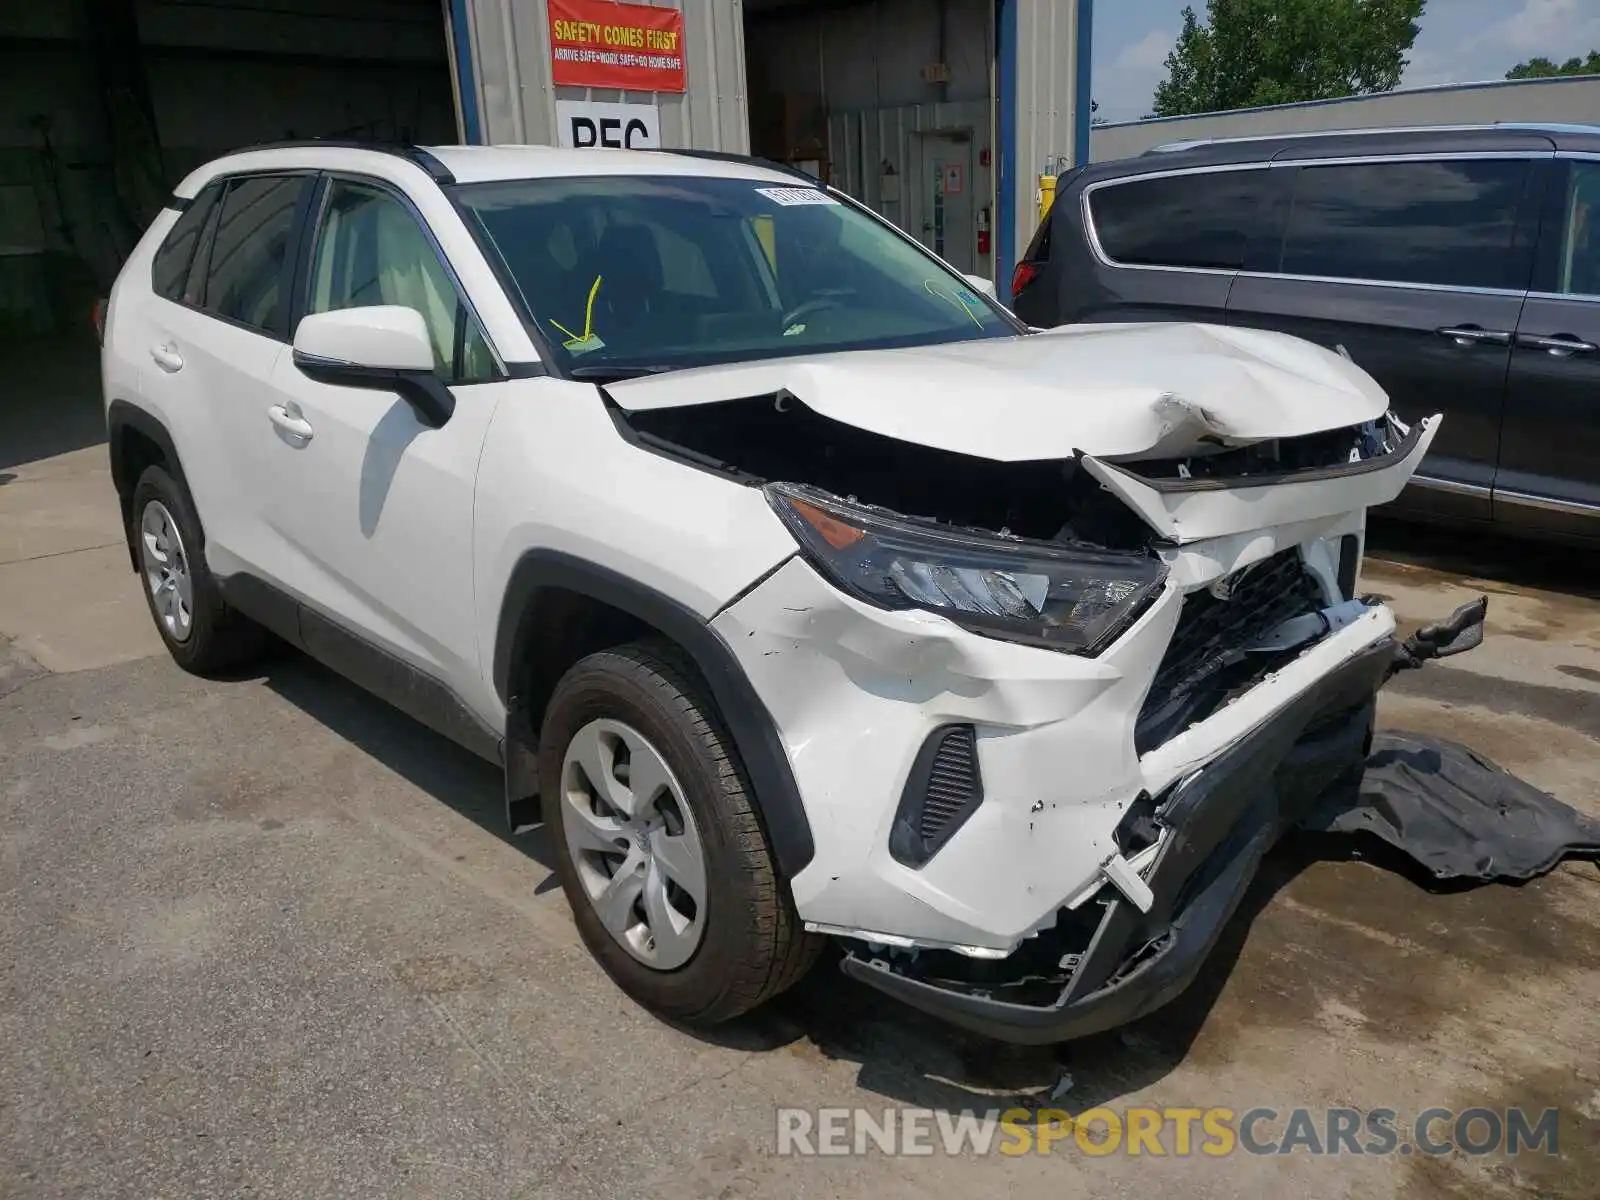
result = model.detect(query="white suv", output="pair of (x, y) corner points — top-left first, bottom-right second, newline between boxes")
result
(101, 142), (1480, 1043)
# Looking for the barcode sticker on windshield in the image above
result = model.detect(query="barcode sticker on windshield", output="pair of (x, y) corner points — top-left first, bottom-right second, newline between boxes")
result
(756, 186), (837, 207)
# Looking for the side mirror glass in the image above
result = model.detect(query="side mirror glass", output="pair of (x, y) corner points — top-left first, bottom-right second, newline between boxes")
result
(292, 306), (454, 427)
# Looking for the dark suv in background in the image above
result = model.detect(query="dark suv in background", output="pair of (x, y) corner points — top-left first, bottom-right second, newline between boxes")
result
(1011, 124), (1600, 543)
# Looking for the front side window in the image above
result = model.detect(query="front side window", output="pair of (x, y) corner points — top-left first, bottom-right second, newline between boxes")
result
(1551, 160), (1600, 297)
(1279, 159), (1535, 291)
(308, 180), (496, 384)
(1087, 169), (1266, 270)
(201, 174), (307, 333)
(452, 175), (1019, 377)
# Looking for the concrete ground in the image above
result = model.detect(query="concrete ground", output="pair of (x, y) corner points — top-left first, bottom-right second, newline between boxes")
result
(2, 349), (1598, 1198)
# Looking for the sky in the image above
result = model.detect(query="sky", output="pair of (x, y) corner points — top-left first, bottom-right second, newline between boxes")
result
(1091, 0), (1600, 122)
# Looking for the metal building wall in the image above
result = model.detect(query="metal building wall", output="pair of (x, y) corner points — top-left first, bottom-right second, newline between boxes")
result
(450, 0), (1089, 279)
(1089, 75), (1600, 163)
(456, 0), (749, 151)
(1001, 0), (1086, 274)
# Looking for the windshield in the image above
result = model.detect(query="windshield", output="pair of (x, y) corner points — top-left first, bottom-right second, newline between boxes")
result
(451, 174), (1020, 376)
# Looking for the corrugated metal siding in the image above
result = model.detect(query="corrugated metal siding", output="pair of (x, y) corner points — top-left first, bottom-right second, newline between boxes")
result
(464, 0), (748, 150)
(1009, 0), (1078, 259)
(1090, 75), (1600, 163)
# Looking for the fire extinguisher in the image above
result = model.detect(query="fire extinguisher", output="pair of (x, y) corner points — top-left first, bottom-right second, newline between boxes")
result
(977, 205), (991, 257)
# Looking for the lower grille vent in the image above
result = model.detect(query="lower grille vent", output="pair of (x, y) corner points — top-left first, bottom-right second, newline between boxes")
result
(889, 725), (985, 867)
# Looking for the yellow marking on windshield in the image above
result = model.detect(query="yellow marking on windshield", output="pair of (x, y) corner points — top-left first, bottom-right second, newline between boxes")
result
(549, 274), (604, 348)
(923, 279), (984, 328)
(751, 215), (777, 272)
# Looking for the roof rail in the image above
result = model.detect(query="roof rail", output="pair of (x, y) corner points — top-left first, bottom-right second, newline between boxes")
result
(665, 149), (820, 182)
(1140, 120), (1593, 155)
(226, 139), (455, 183)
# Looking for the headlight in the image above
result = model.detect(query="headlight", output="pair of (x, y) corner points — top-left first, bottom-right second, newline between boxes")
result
(765, 483), (1168, 654)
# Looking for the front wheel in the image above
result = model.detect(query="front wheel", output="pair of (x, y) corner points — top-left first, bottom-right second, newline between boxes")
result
(539, 640), (820, 1024)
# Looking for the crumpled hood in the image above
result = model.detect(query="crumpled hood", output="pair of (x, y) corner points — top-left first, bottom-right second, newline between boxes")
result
(605, 321), (1391, 462)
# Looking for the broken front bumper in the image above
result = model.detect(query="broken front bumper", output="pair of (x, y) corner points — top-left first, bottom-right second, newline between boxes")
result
(839, 636), (1396, 1044)
(712, 533), (1388, 954)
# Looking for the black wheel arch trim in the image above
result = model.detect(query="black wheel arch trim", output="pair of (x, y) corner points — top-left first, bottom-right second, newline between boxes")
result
(494, 549), (816, 878)
(107, 400), (201, 570)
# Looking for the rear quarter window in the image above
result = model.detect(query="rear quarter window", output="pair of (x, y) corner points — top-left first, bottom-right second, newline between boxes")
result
(1088, 168), (1266, 270)
(151, 183), (222, 301)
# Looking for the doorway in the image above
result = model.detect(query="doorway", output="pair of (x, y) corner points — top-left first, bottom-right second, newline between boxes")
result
(917, 132), (976, 272)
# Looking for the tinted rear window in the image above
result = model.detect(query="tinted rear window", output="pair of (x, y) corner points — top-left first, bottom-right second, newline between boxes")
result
(151, 184), (221, 302)
(1280, 159), (1534, 290)
(1088, 169), (1265, 270)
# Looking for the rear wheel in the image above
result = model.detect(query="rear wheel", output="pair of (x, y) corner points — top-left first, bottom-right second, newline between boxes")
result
(540, 640), (820, 1024)
(131, 466), (267, 674)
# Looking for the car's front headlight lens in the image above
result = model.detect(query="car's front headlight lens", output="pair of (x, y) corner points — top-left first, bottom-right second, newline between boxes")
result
(765, 483), (1168, 654)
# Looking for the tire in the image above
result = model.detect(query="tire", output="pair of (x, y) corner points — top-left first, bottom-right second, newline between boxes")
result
(130, 465), (268, 674)
(539, 639), (821, 1025)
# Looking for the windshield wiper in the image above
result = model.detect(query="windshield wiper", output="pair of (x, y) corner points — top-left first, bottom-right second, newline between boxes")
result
(568, 365), (677, 382)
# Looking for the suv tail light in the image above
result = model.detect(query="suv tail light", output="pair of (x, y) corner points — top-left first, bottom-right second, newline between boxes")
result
(1010, 260), (1041, 299)
(92, 297), (108, 345)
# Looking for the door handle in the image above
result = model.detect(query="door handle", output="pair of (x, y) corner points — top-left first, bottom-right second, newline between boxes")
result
(1516, 332), (1598, 357)
(150, 343), (184, 373)
(1436, 326), (1511, 347)
(267, 403), (314, 443)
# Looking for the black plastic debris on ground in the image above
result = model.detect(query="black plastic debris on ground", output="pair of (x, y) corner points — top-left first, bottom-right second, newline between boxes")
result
(1301, 731), (1600, 882)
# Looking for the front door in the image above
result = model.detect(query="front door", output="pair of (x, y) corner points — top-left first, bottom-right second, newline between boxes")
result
(260, 176), (502, 697)
(921, 134), (975, 273)
(1496, 156), (1600, 539)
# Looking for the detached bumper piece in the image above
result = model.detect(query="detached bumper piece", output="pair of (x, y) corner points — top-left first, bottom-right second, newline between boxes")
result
(841, 638), (1396, 1045)
(1302, 731), (1600, 882)
(1384, 596), (1488, 677)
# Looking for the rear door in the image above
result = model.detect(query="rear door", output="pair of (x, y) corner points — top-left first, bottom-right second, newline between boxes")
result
(142, 171), (315, 576)
(1496, 155), (1600, 538)
(1225, 153), (1546, 525)
(118, 178), (222, 428)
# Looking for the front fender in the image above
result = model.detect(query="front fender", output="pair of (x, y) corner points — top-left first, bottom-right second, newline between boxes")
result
(472, 379), (808, 871)
(493, 549), (814, 879)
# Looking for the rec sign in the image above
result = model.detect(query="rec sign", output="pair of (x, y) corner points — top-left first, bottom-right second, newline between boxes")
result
(556, 100), (661, 150)
(548, 0), (687, 93)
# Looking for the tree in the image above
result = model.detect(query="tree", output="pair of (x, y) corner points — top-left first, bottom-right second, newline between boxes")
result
(1505, 51), (1600, 79)
(1152, 0), (1426, 118)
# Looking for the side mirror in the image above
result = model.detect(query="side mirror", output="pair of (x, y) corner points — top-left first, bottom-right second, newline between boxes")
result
(961, 273), (998, 299)
(292, 306), (454, 427)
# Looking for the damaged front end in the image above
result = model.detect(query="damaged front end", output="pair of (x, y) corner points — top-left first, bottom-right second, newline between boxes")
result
(610, 368), (1482, 1045)
(836, 601), (1488, 1046)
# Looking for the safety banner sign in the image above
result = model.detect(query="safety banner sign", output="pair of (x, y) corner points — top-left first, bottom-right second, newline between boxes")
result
(548, 0), (687, 94)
